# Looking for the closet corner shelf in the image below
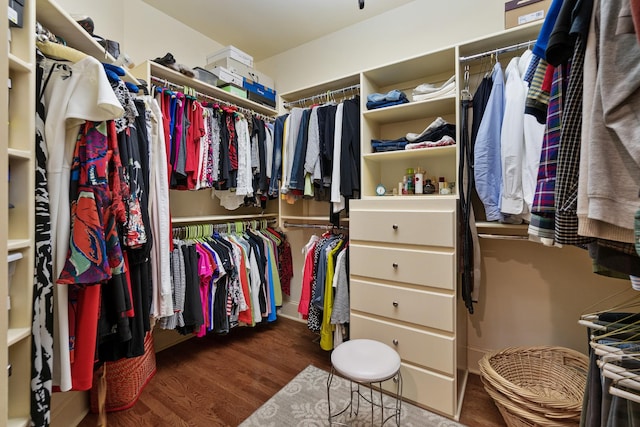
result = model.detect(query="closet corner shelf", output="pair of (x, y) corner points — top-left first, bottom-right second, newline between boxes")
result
(363, 46), (455, 88)
(147, 61), (277, 116)
(7, 327), (31, 347)
(7, 148), (32, 161)
(7, 417), (30, 427)
(7, 239), (31, 251)
(280, 215), (348, 223)
(458, 20), (543, 59)
(363, 144), (456, 162)
(8, 54), (31, 73)
(362, 95), (456, 124)
(35, 0), (139, 85)
(280, 74), (360, 105)
(171, 213), (278, 226)
(475, 221), (529, 238)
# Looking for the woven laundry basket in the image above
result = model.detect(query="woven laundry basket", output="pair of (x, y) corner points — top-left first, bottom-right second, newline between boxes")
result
(478, 346), (588, 427)
(90, 332), (157, 413)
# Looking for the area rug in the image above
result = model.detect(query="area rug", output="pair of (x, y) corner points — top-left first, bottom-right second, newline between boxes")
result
(239, 365), (467, 426)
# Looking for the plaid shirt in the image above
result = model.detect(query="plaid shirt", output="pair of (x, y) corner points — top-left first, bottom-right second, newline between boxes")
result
(529, 64), (570, 238)
(554, 36), (594, 246)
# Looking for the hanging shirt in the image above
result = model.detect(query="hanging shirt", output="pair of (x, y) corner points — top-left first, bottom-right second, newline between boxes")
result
(474, 62), (505, 222)
(40, 56), (124, 392)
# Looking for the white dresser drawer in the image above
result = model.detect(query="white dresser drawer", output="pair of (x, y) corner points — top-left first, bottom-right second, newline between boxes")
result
(382, 362), (456, 417)
(350, 279), (454, 332)
(350, 243), (455, 291)
(350, 313), (455, 374)
(350, 199), (456, 248)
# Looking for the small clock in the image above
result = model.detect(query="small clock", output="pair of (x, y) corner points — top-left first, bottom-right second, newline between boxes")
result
(375, 184), (386, 196)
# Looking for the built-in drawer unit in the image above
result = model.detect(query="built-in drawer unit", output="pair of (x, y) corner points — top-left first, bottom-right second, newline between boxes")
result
(351, 313), (455, 375)
(350, 244), (455, 290)
(350, 279), (455, 332)
(349, 198), (456, 248)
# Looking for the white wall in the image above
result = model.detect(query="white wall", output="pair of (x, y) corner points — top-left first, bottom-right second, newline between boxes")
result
(56, 0), (222, 68)
(257, 0), (507, 94)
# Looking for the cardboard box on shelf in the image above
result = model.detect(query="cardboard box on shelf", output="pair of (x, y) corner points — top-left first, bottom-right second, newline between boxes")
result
(219, 84), (247, 99)
(206, 45), (253, 68)
(8, 0), (24, 27)
(205, 58), (275, 90)
(7, 252), (23, 290)
(207, 65), (244, 88)
(243, 78), (276, 108)
(504, 0), (550, 29)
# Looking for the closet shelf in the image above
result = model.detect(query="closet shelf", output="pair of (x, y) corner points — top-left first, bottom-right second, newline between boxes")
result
(363, 144), (456, 162)
(146, 61), (278, 116)
(363, 47), (455, 88)
(7, 239), (31, 251)
(280, 74), (360, 106)
(8, 54), (31, 73)
(475, 221), (529, 238)
(362, 95), (456, 124)
(171, 213), (278, 226)
(7, 327), (31, 347)
(8, 148), (32, 161)
(35, 0), (139, 85)
(7, 417), (30, 427)
(458, 21), (542, 59)
(280, 215), (347, 223)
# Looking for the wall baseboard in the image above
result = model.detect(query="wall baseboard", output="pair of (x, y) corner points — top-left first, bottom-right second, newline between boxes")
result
(467, 346), (489, 376)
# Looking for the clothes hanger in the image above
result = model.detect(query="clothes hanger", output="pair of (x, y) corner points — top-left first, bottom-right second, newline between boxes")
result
(579, 287), (640, 331)
(36, 39), (87, 63)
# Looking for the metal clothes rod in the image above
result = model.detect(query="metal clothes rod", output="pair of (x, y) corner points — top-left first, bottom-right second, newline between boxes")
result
(172, 217), (278, 239)
(150, 76), (274, 122)
(283, 222), (349, 230)
(283, 84), (360, 109)
(459, 39), (537, 63)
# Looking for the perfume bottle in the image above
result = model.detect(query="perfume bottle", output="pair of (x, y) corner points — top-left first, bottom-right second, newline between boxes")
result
(424, 179), (436, 194)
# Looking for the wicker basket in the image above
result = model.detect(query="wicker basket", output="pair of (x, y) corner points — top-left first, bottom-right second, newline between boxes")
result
(479, 346), (588, 427)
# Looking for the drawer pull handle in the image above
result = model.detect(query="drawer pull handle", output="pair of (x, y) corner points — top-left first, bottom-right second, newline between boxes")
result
(393, 377), (399, 383)
(392, 224), (398, 230)
(392, 339), (399, 346)
(392, 301), (399, 307)
(392, 263), (398, 269)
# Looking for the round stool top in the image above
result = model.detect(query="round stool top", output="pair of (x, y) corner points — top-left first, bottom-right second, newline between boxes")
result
(331, 339), (401, 383)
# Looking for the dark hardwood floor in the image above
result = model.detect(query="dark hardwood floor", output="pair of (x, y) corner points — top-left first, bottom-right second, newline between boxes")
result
(78, 317), (506, 426)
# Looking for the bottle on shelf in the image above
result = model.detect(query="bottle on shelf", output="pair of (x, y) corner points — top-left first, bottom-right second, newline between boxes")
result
(424, 179), (436, 194)
(405, 168), (415, 194)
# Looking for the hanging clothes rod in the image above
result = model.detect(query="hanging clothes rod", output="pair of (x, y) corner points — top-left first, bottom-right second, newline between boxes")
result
(150, 76), (274, 122)
(459, 39), (537, 63)
(283, 222), (349, 230)
(283, 84), (360, 109)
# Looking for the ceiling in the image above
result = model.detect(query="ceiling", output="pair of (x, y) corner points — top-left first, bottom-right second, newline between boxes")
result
(142, 0), (416, 62)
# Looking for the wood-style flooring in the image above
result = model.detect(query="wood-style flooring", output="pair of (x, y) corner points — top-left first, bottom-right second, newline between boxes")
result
(78, 317), (506, 426)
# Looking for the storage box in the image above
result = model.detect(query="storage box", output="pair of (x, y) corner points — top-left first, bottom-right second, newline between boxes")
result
(8, 0), (24, 28)
(243, 78), (276, 108)
(194, 67), (219, 86)
(206, 45), (253, 68)
(219, 84), (247, 99)
(207, 65), (244, 88)
(205, 58), (275, 89)
(505, 0), (550, 29)
(7, 252), (22, 313)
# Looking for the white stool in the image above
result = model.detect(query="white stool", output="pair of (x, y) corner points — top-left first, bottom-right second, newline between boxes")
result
(327, 339), (403, 426)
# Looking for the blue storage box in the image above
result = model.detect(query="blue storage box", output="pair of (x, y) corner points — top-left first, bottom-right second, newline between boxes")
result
(242, 78), (276, 108)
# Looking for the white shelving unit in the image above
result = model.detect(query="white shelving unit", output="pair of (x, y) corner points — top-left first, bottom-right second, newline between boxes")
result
(3, 0), (36, 425)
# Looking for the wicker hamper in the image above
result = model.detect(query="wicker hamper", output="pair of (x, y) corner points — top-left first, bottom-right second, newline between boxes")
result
(478, 346), (589, 427)
(90, 332), (157, 414)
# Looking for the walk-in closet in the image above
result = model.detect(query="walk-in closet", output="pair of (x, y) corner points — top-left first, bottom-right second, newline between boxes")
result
(2, 1), (639, 426)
